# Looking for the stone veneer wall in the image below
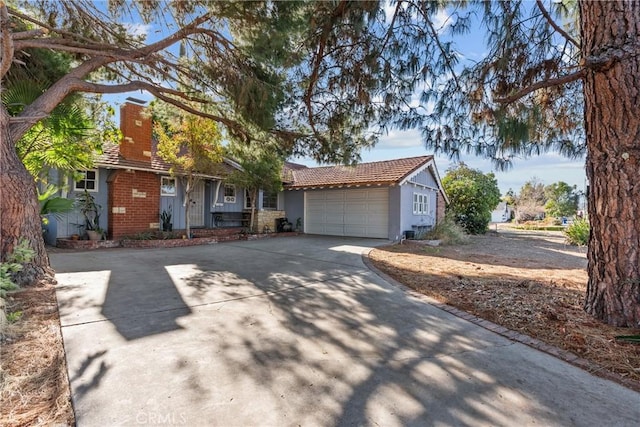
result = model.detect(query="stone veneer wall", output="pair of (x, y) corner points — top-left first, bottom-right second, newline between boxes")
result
(254, 210), (287, 232)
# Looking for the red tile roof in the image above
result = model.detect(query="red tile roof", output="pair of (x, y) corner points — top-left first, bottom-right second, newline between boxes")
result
(285, 156), (433, 189)
(95, 143), (237, 177)
(282, 161), (308, 183)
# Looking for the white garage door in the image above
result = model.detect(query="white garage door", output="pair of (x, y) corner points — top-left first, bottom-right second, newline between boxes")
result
(305, 188), (389, 238)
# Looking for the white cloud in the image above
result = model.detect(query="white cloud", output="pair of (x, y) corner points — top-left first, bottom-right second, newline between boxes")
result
(432, 8), (453, 33)
(376, 129), (424, 149)
(123, 23), (152, 38)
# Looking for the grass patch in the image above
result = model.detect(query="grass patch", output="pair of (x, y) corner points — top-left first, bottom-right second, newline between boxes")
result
(513, 225), (565, 231)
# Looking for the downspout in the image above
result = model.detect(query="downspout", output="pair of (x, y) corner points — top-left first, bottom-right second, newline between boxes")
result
(212, 180), (222, 209)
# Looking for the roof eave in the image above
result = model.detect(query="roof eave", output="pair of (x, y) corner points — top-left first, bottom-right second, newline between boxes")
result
(95, 162), (225, 180)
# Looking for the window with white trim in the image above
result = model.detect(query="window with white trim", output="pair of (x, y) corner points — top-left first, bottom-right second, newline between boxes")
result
(223, 184), (236, 203)
(413, 192), (430, 215)
(74, 169), (98, 192)
(161, 177), (177, 196)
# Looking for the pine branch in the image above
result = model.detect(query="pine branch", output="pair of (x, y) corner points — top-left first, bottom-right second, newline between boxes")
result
(494, 69), (585, 104)
(11, 29), (48, 40)
(535, 0), (580, 49)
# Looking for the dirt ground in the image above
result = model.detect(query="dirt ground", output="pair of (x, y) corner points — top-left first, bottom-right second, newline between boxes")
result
(369, 227), (640, 388)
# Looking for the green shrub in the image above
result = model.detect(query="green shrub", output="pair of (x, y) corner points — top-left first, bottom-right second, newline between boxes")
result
(564, 217), (590, 246)
(1, 241), (35, 332)
(1, 240), (35, 298)
(423, 216), (470, 245)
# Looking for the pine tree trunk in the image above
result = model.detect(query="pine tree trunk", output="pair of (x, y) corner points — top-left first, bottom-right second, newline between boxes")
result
(581, 1), (640, 327)
(1, 107), (53, 286)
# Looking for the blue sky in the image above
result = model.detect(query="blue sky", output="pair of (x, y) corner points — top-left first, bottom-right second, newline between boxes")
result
(104, 2), (587, 196)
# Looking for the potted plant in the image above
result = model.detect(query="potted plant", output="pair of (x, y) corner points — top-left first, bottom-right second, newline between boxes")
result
(76, 190), (104, 240)
(160, 206), (173, 232)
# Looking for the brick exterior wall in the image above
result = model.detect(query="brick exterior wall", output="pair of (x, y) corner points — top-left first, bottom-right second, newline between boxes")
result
(254, 210), (287, 232)
(119, 102), (152, 162)
(436, 192), (447, 223)
(108, 170), (160, 239)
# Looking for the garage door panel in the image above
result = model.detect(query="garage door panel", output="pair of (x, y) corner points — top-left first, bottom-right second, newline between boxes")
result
(347, 190), (369, 200)
(305, 189), (389, 239)
(325, 213), (344, 224)
(344, 206), (368, 216)
(325, 202), (345, 211)
(344, 225), (367, 237)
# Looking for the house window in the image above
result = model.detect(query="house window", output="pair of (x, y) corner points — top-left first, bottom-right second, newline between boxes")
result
(413, 192), (430, 215)
(161, 177), (177, 196)
(74, 169), (98, 192)
(262, 190), (278, 210)
(245, 189), (253, 209)
(223, 184), (236, 203)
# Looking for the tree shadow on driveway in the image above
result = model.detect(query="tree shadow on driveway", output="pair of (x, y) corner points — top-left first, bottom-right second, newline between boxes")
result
(52, 238), (640, 426)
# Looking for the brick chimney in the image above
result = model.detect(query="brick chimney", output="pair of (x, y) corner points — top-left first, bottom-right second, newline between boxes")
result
(119, 102), (152, 162)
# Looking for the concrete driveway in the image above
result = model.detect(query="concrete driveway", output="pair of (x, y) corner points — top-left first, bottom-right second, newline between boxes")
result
(52, 235), (640, 426)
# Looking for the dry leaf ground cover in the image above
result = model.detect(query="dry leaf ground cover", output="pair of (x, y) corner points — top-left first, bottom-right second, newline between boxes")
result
(0, 279), (74, 426)
(368, 227), (640, 388)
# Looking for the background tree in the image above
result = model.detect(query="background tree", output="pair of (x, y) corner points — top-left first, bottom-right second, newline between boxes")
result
(225, 142), (284, 233)
(515, 178), (547, 222)
(441, 164), (501, 235)
(154, 111), (224, 239)
(502, 189), (516, 207)
(544, 181), (579, 218)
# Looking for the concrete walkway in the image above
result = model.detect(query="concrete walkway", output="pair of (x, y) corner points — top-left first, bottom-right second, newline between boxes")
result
(52, 236), (640, 426)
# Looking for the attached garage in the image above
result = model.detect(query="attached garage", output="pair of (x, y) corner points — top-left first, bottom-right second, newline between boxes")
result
(305, 188), (389, 238)
(283, 156), (448, 241)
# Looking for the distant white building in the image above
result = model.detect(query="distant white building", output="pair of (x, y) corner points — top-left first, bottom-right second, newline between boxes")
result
(491, 201), (513, 223)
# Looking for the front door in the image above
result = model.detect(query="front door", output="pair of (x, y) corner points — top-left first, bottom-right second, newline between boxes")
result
(189, 181), (205, 227)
